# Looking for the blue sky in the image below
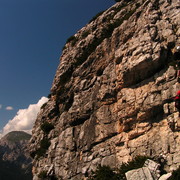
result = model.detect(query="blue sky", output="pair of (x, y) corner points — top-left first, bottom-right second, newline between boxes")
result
(0, 0), (115, 133)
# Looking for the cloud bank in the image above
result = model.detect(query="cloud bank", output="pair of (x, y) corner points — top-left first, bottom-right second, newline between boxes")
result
(0, 97), (48, 138)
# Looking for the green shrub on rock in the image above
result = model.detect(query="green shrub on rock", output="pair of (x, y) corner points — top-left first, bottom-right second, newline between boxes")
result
(41, 121), (54, 134)
(87, 156), (151, 180)
(31, 138), (51, 159)
(38, 171), (58, 180)
(117, 156), (151, 179)
(88, 165), (119, 180)
(40, 138), (51, 150)
(168, 166), (180, 180)
(38, 170), (47, 179)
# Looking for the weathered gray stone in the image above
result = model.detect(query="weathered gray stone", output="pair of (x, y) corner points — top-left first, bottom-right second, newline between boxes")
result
(101, 155), (116, 168)
(29, 0), (180, 179)
(126, 159), (163, 180)
(125, 167), (154, 180)
(143, 159), (161, 179)
(159, 173), (172, 180)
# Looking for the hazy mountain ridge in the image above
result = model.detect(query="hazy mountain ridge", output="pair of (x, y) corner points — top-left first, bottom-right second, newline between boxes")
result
(0, 131), (32, 180)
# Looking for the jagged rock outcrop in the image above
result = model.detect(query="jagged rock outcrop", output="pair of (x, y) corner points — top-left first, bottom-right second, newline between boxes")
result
(126, 159), (164, 180)
(30, 0), (180, 179)
(0, 131), (32, 180)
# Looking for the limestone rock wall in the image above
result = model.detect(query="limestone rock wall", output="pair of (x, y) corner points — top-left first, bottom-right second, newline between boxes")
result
(30, 0), (180, 179)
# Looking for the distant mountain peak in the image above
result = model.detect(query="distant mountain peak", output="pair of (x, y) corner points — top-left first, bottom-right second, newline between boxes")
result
(0, 131), (32, 180)
(1, 131), (31, 143)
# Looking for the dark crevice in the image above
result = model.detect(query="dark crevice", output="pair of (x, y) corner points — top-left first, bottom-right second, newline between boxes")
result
(174, 51), (180, 61)
(122, 105), (164, 132)
(152, 0), (160, 10)
(102, 92), (115, 100)
(47, 103), (60, 119)
(64, 93), (74, 111)
(59, 65), (74, 85)
(115, 55), (123, 64)
(135, 10), (142, 19)
(96, 68), (104, 76)
(150, 149), (153, 156)
(149, 105), (164, 123)
(69, 114), (91, 127)
(116, 142), (125, 147)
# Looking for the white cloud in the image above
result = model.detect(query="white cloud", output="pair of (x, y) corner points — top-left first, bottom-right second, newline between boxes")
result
(6, 106), (14, 110)
(0, 97), (48, 138)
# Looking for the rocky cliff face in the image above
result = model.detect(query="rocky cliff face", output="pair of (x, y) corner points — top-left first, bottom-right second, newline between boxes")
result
(30, 0), (180, 179)
(0, 131), (32, 180)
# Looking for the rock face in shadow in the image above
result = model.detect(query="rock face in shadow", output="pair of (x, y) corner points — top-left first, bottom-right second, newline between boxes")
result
(0, 131), (32, 180)
(29, 0), (180, 179)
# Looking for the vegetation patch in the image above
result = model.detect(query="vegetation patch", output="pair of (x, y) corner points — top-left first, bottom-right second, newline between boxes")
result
(38, 170), (48, 179)
(88, 156), (151, 180)
(41, 121), (54, 134)
(38, 171), (58, 180)
(168, 166), (180, 180)
(35, 148), (47, 159)
(66, 35), (78, 45)
(117, 156), (151, 179)
(47, 93), (51, 98)
(30, 138), (51, 159)
(36, 138), (51, 158)
(81, 30), (91, 39)
(62, 35), (78, 50)
(40, 137), (51, 150)
(88, 165), (119, 180)
(30, 151), (37, 159)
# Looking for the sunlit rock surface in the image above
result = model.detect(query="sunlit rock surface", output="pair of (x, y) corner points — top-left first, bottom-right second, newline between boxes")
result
(30, 0), (180, 179)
